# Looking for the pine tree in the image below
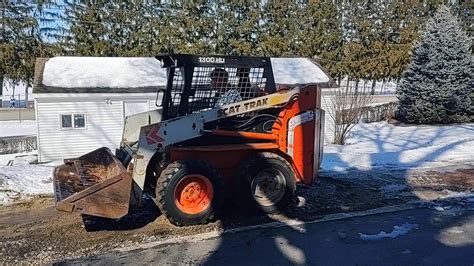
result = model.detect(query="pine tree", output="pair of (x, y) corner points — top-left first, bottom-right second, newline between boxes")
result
(258, 1), (302, 56)
(337, 0), (377, 91)
(1, 0), (58, 106)
(381, 0), (423, 85)
(214, 0), (261, 55)
(62, 0), (114, 55)
(299, 0), (343, 79)
(161, 1), (215, 54)
(140, 3), (169, 55)
(104, 1), (149, 56)
(396, 5), (472, 124)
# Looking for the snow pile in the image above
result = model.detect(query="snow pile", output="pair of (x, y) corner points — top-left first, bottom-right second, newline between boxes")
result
(359, 223), (418, 241)
(0, 120), (37, 137)
(438, 190), (474, 200)
(322, 122), (474, 171)
(0, 152), (37, 165)
(0, 152), (53, 205)
(0, 164), (53, 205)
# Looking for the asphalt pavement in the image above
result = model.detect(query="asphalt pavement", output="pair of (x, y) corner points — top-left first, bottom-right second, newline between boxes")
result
(67, 203), (474, 266)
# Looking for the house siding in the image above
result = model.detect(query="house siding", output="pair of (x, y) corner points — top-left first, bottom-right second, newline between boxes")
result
(149, 99), (159, 110)
(36, 100), (124, 162)
(34, 93), (163, 162)
(321, 94), (334, 144)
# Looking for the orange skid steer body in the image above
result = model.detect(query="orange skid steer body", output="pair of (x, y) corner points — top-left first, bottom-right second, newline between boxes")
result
(53, 54), (327, 226)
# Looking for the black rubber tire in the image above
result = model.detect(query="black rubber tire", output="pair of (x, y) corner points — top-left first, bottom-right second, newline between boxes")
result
(237, 152), (296, 214)
(145, 154), (163, 198)
(156, 160), (224, 226)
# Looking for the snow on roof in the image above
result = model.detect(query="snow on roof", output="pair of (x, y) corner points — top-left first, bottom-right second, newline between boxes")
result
(42, 57), (167, 88)
(41, 56), (330, 89)
(271, 58), (330, 85)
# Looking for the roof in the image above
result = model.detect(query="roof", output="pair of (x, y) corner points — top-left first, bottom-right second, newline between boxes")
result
(34, 57), (167, 93)
(34, 56), (331, 94)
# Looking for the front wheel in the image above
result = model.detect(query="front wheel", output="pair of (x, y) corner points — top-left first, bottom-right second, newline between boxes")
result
(155, 160), (224, 226)
(237, 152), (296, 214)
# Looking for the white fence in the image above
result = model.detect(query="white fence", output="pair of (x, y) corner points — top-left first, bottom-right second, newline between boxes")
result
(337, 78), (398, 95)
(1, 93), (34, 108)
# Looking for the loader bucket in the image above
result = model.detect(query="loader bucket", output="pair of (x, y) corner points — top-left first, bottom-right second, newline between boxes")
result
(53, 147), (133, 219)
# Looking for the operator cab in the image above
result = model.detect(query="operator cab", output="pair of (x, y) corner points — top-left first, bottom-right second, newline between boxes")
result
(155, 54), (276, 120)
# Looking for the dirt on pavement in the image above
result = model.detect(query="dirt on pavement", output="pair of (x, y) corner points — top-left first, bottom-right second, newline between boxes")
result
(0, 164), (472, 264)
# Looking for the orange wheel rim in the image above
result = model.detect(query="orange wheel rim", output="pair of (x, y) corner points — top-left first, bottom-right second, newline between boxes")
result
(174, 174), (213, 215)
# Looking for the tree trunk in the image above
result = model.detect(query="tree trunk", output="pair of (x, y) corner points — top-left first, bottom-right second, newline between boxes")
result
(0, 74), (3, 108)
(345, 77), (350, 94)
(380, 78), (385, 94)
(370, 79), (376, 95)
(24, 85), (29, 108)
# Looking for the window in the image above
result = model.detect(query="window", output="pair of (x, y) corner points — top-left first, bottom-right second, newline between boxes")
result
(73, 114), (85, 128)
(61, 115), (72, 128)
(61, 114), (86, 129)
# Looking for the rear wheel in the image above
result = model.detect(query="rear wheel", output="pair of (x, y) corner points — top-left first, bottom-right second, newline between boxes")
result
(156, 160), (224, 226)
(237, 152), (296, 214)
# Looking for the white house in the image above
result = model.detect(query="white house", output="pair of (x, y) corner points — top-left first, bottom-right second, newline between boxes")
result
(33, 57), (169, 162)
(33, 56), (330, 162)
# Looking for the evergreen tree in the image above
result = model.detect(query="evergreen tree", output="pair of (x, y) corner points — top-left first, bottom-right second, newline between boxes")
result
(214, 0), (261, 55)
(141, 3), (169, 55)
(337, 0), (379, 90)
(299, 0), (343, 79)
(396, 5), (472, 123)
(62, 0), (114, 55)
(1, 0), (58, 106)
(162, 1), (215, 54)
(258, 1), (302, 56)
(62, 1), (170, 56)
(104, 1), (151, 56)
(381, 0), (423, 85)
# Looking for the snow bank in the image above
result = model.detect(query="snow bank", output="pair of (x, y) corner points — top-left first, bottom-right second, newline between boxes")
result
(322, 122), (474, 171)
(0, 152), (37, 165)
(0, 120), (37, 137)
(0, 164), (53, 205)
(41, 56), (329, 89)
(359, 223), (418, 241)
(0, 152), (53, 205)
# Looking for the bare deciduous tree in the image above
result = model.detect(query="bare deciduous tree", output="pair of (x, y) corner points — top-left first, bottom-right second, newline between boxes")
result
(326, 82), (373, 145)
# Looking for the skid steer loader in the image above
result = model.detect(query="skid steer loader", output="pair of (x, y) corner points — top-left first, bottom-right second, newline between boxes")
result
(53, 54), (326, 226)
